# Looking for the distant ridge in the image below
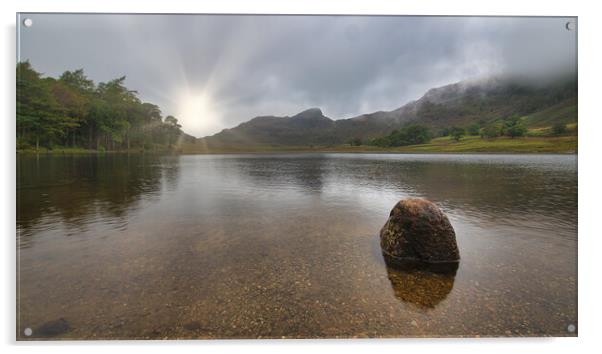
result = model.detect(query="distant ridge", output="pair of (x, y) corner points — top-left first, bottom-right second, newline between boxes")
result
(197, 76), (577, 148)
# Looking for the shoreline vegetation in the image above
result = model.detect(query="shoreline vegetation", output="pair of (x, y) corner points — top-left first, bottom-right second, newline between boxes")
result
(180, 135), (579, 154)
(17, 61), (577, 156)
(18, 135), (577, 155)
(17, 62), (192, 153)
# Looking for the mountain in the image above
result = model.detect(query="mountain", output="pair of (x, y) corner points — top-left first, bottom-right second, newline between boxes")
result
(197, 76), (577, 148)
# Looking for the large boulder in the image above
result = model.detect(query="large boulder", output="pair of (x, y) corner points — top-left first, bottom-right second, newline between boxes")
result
(380, 198), (460, 269)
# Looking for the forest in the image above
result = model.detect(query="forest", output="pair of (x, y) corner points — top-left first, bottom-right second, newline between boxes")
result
(17, 62), (189, 152)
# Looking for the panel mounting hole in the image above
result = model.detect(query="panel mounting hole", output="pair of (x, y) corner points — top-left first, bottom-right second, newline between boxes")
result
(23, 18), (33, 27)
(565, 21), (575, 31)
(24, 327), (32, 336)
(567, 324), (576, 333)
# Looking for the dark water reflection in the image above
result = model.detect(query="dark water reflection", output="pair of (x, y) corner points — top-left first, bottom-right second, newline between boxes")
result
(17, 153), (577, 339)
(386, 267), (456, 309)
(17, 154), (180, 248)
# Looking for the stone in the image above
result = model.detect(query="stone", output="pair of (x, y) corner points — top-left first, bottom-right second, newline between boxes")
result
(35, 318), (71, 337)
(380, 198), (460, 269)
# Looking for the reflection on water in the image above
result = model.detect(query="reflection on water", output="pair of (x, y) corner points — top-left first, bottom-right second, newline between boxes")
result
(17, 153), (577, 339)
(381, 247), (459, 309)
(385, 267), (456, 309)
(17, 154), (180, 248)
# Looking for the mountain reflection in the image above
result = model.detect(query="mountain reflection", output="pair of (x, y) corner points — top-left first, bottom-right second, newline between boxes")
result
(226, 154), (577, 229)
(229, 155), (327, 193)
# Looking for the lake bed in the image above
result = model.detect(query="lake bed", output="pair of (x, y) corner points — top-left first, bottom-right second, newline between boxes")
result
(17, 153), (577, 339)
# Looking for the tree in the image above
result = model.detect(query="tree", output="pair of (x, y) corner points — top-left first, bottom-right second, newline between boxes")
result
(370, 137), (388, 147)
(467, 123), (480, 136)
(502, 115), (526, 138)
(348, 137), (362, 146)
(141, 103), (163, 148)
(552, 122), (568, 136)
(60, 69), (95, 94)
(506, 124), (526, 138)
(480, 125), (501, 139)
(402, 125), (432, 145)
(369, 125), (432, 147)
(50, 80), (88, 146)
(164, 115), (182, 147)
(450, 127), (465, 142)
(16, 62), (188, 152)
(17, 62), (69, 149)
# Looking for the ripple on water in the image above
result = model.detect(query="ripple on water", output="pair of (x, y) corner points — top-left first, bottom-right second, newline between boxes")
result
(17, 153), (577, 338)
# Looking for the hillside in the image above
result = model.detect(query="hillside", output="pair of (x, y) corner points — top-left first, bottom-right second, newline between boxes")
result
(196, 76), (577, 148)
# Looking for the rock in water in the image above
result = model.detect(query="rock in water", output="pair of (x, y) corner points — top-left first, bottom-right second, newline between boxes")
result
(35, 318), (71, 337)
(380, 198), (460, 268)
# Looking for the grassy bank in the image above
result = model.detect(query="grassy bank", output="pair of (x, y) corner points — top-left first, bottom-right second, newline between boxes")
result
(19, 136), (577, 155)
(17, 146), (179, 154)
(180, 135), (577, 154)
(390, 135), (577, 153)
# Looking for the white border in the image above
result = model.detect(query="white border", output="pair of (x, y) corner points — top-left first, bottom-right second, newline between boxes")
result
(2, 1), (601, 353)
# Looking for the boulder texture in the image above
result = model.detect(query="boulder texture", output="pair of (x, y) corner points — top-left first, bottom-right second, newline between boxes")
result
(380, 198), (460, 267)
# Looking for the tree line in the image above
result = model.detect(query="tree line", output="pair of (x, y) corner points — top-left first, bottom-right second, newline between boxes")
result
(363, 116), (570, 148)
(437, 116), (528, 141)
(17, 61), (187, 151)
(369, 125), (432, 147)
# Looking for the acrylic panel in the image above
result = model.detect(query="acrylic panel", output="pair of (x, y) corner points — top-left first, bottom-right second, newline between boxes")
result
(16, 13), (577, 340)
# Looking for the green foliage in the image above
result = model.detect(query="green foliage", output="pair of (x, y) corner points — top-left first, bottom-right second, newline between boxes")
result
(370, 125), (432, 147)
(195, 76), (576, 149)
(16, 62), (184, 151)
(17, 62), (69, 149)
(164, 115), (182, 147)
(522, 98), (577, 128)
(506, 124), (527, 138)
(552, 122), (568, 136)
(480, 124), (501, 139)
(412, 79), (576, 134)
(479, 116), (527, 139)
(393, 135), (577, 153)
(348, 137), (362, 146)
(467, 123), (480, 136)
(450, 127), (465, 142)
(502, 115), (527, 138)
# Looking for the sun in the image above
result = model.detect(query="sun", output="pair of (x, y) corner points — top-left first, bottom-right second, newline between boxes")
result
(176, 91), (221, 138)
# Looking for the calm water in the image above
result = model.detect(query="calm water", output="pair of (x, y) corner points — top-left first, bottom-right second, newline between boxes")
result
(16, 153), (577, 339)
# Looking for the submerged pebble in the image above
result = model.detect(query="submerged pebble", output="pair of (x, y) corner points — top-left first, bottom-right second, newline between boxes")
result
(35, 318), (71, 337)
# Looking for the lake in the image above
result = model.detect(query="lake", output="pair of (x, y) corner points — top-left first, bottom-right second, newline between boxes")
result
(16, 153), (577, 339)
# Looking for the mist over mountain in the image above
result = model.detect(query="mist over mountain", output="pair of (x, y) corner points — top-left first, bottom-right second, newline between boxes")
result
(196, 75), (577, 148)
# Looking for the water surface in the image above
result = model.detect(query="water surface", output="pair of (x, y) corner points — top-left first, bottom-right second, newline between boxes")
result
(17, 153), (577, 339)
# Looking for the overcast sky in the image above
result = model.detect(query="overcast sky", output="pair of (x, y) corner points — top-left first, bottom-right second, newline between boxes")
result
(18, 14), (576, 137)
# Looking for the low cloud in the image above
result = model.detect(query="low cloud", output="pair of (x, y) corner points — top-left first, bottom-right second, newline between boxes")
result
(19, 14), (576, 137)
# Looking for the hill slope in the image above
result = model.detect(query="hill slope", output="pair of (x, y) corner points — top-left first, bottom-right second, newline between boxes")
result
(197, 76), (577, 148)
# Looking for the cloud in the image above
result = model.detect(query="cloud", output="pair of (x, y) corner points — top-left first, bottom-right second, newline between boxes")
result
(19, 14), (576, 137)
